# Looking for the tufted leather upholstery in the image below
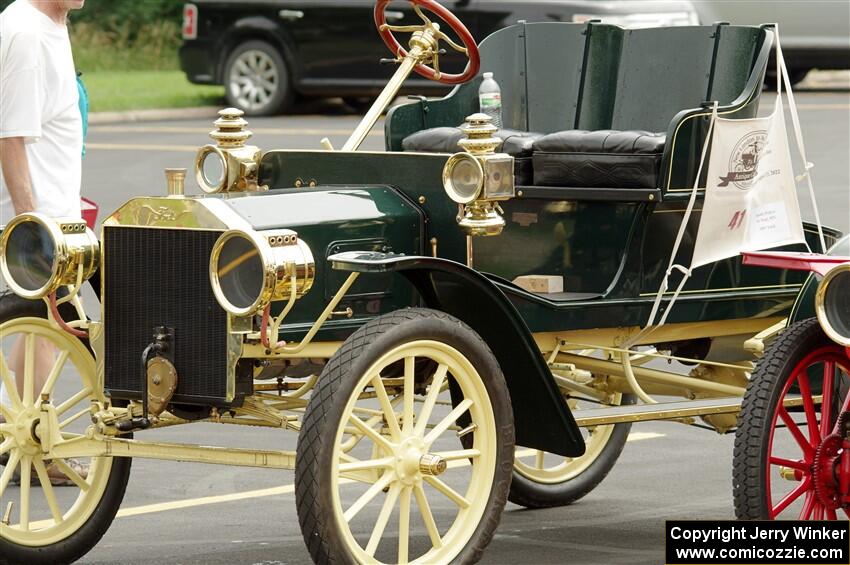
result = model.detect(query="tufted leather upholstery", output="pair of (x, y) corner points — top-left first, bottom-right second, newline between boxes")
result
(533, 130), (666, 189)
(402, 127), (544, 185)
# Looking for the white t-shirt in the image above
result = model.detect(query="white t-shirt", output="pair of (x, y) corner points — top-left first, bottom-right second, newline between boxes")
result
(0, 0), (82, 226)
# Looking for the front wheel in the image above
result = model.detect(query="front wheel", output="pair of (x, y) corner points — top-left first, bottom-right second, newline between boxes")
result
(295, 309), (514, 564)
(734, 318), (850, 520)
(0, 306), (131, 564)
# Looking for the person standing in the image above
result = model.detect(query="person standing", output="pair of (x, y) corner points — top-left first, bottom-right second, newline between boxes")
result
(0, 0), (88, 485)
(0, 0), (85, 224)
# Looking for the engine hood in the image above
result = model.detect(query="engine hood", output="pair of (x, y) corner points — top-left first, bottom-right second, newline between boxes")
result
(104, 187), (424, 339)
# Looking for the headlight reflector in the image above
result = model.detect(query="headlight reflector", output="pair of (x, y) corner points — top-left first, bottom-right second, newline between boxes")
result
(210, 228), (315, 316)
(443, 153), (484, 204)
(0, 213), (99, 299)
(816, 264), (850, 346)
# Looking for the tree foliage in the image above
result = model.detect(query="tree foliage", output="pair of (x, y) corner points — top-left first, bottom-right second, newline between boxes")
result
(0, 0), (182, 36)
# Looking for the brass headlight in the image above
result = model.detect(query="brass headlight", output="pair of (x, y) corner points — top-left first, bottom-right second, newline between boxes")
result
(443, 153), (484, 204)
(209, 228), (315, 316)
(0, 213), (98, 299)
(816, 264), (850, 346)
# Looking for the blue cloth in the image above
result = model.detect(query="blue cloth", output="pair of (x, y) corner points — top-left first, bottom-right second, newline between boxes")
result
(77, 72), (88, 158)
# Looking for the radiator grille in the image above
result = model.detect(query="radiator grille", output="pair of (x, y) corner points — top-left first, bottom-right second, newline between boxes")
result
(103, 227), (230, 403)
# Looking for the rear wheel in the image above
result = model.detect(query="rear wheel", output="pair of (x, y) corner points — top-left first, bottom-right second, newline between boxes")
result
(0, 296), (131, 564)
(224, 40), (292, 116)
(510, 393), (635, 508)
(734, 318), (850, 520)
(296, 309), (514, 564)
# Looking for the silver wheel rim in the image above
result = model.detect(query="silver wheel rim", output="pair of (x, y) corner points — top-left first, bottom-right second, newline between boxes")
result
(228, 49), (280, 111)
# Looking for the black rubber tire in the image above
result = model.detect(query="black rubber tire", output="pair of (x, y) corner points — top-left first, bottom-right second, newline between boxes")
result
(0, 292), (132, 565)
(224, 39), (292, 116)
(764, 68), (810, 90)
(342, 96), (375, 113)
(508, 394), (636, 509)
(733, 318), (835, 519)
(295, 308), (514, 565)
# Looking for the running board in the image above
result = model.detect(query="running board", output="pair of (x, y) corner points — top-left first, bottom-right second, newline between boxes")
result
(573, 395), (817, 427)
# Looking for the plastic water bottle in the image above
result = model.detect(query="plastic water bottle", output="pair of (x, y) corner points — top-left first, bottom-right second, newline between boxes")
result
(479, 72), (502, 128)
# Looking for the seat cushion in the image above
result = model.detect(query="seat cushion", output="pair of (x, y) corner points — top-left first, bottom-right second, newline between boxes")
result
(402, 127), (543, 156)
(532, 130), (666, 188)
(402, 127), (544, 185)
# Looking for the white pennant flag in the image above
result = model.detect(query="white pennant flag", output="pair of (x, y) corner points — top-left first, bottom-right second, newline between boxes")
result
(690, 96), (807, 269)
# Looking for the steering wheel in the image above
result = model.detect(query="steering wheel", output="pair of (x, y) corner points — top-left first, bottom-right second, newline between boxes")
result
(374, 0), (480, 85)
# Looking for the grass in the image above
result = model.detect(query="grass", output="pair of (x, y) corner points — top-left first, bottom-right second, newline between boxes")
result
(70, 21), (225, 113)
(83, 70), (225, 113)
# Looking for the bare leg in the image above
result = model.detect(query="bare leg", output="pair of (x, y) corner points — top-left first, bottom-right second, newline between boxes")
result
(9, 334), (57, 401)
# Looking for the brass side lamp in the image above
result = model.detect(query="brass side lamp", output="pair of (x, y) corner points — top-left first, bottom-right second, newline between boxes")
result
(442, 113), (514, 236)
(194, 108), (263, 194)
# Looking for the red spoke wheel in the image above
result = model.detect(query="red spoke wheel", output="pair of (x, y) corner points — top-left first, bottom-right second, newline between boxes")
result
(374, 0), (480, 85)
(734, 318), (850, 520)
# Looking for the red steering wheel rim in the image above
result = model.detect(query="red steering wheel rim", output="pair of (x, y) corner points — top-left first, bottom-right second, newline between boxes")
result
(374, 0), (480, 85)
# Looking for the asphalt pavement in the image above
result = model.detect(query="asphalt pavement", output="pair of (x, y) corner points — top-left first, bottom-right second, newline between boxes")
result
(32, 84), (850, 564)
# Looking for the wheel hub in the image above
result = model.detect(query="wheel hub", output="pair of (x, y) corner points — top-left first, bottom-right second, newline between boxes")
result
(393, 437), (446, 485)
(8, 407), (42, 456)
(813, 433), (844, 509)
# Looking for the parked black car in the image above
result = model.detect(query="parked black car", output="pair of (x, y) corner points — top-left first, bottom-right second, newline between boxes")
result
(179, 0), (698, 115)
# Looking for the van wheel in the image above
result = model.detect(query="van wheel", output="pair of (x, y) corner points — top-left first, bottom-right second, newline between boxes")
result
(224, 40), (292, 116)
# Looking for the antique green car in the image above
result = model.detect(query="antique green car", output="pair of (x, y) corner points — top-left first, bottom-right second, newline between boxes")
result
(0, 1), (843, 563)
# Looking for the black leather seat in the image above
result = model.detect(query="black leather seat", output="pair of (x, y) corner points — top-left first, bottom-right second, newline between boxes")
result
(532, 130), (666, 189)
(402, 127), (544, 185)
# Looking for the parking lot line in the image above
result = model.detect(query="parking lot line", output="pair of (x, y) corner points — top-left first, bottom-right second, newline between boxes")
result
(27, 432), (664, 529)
(90, 126), (383, 136)
(87, 142), (200, 153)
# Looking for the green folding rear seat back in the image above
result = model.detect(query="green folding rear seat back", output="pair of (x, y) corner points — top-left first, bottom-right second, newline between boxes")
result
(385, 21), (772, 191)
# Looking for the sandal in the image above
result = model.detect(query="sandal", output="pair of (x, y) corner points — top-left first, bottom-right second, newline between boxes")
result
(10, 459), (90, 487)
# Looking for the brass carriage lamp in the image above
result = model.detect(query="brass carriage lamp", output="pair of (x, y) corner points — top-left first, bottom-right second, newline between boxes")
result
(442, 113), (514, 236)
(194, 108), (263, 194)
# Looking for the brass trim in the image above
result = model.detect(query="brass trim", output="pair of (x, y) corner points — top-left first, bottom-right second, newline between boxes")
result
(0, 213), (98, 299)
(815, 264), (850, 346)
(209, 228), (315, 317)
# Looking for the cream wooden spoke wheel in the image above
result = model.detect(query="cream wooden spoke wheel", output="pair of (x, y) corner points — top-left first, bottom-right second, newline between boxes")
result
(296, 309), (514, 564)
(0, 309), (130, 565)
(509, 392), (634, 508)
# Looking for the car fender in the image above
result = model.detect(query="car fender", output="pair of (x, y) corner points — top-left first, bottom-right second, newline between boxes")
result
(742, 234), (850, 325)
(788, 234), (850, 324)
(329, 251), (585, 457)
